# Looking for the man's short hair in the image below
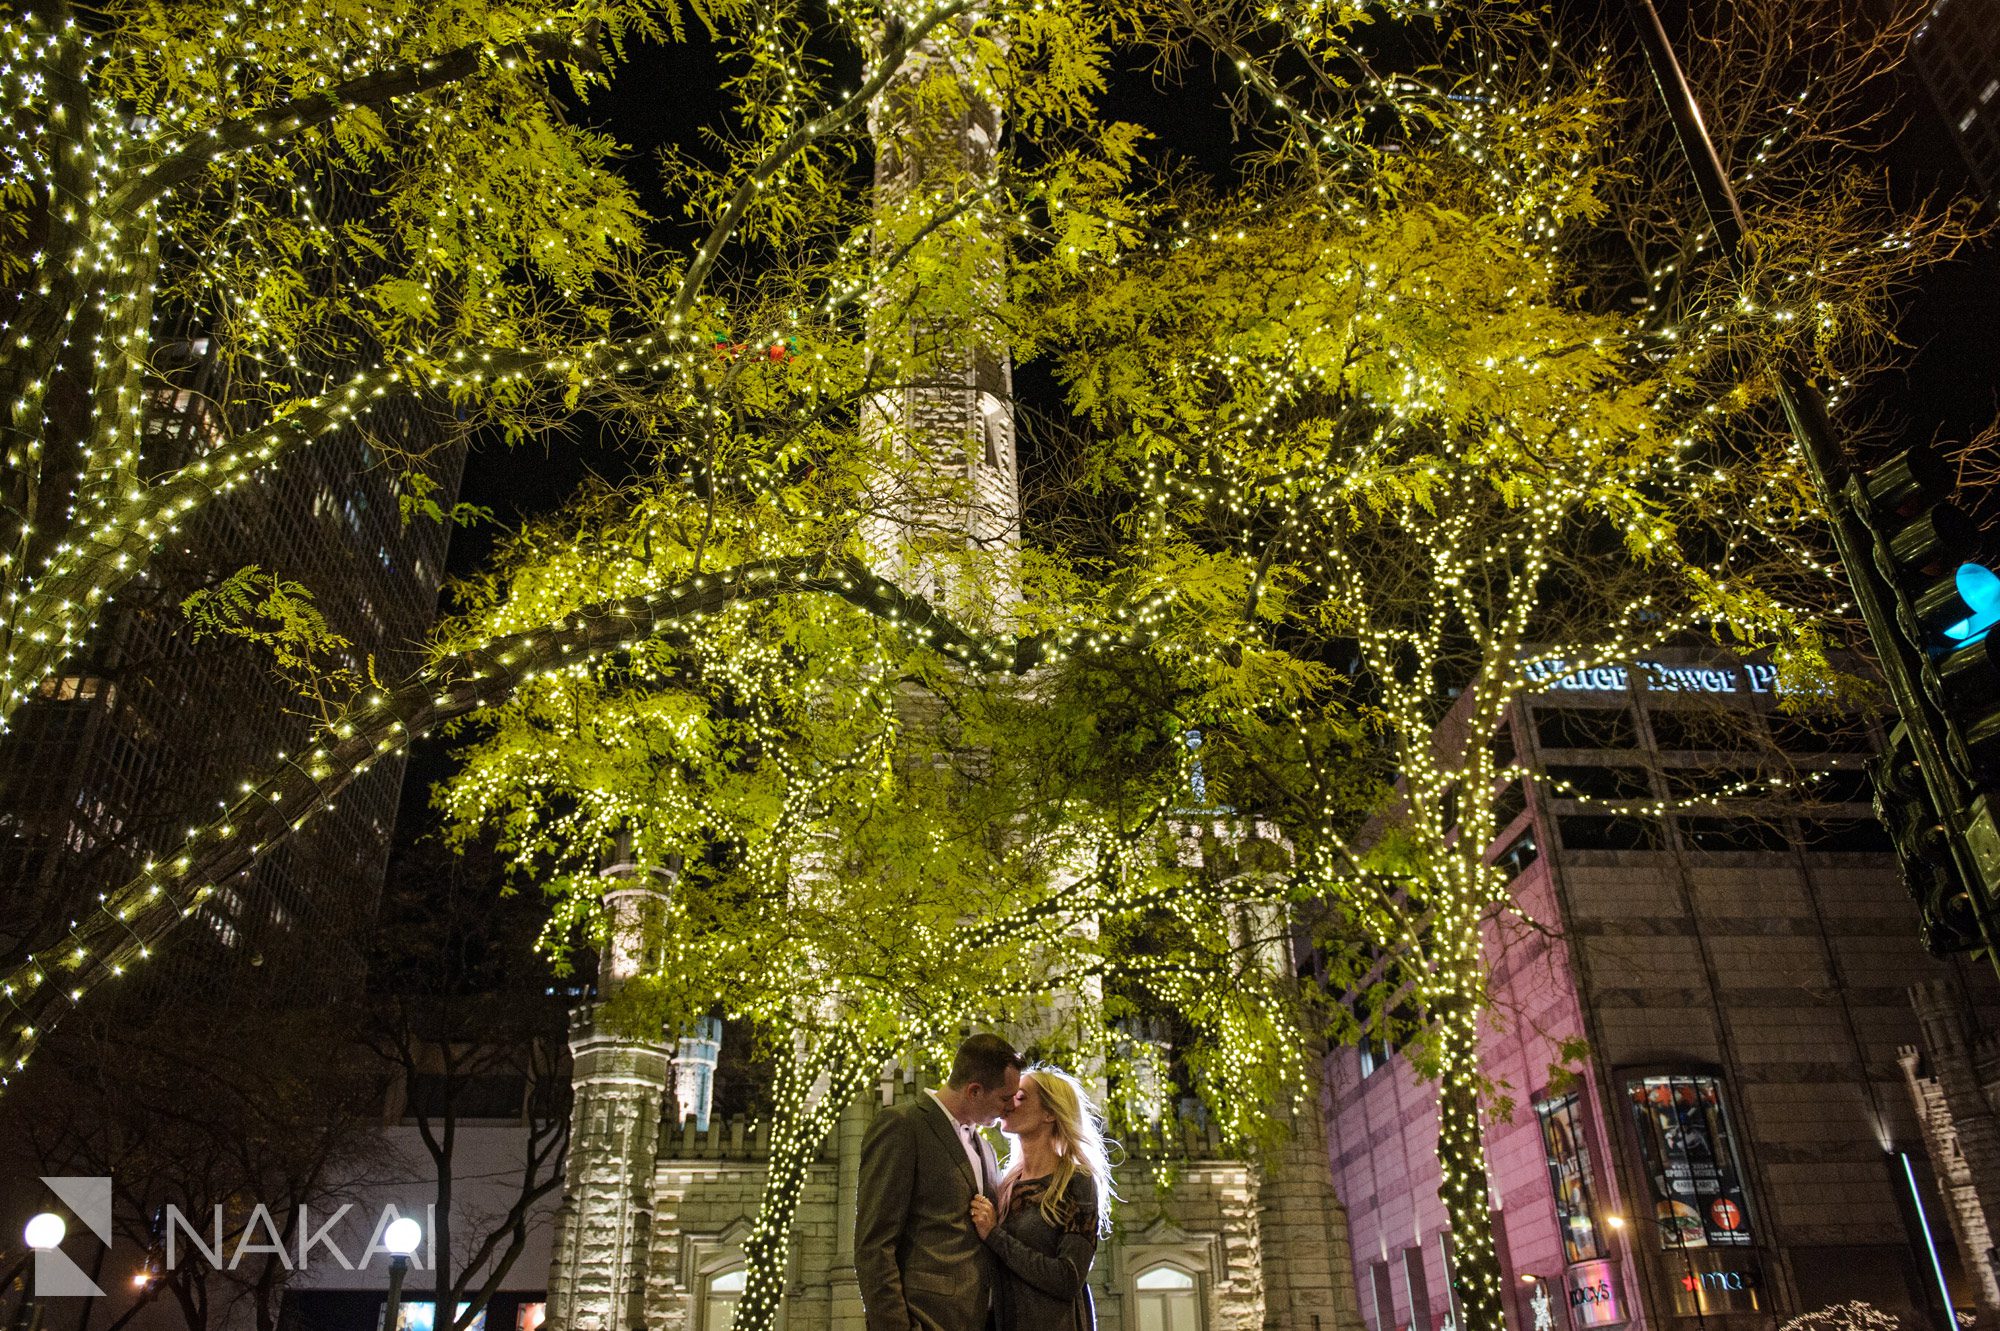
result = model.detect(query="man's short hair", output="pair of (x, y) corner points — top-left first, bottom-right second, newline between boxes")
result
(946, 1033), (1023, 1090)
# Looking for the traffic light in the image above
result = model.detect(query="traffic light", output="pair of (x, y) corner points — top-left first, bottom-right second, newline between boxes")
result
(1872, 722), (1981, 955)
(1852, 444), (1996, 954)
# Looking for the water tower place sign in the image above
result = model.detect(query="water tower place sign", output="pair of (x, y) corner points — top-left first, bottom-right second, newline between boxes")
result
(1523, 658), (1791, 698)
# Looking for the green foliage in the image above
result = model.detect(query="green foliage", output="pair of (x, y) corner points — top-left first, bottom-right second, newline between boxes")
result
(182, 565), (366, 715)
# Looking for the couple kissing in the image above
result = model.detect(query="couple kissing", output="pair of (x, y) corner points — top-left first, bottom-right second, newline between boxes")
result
(855, 1034), (1113, 1331)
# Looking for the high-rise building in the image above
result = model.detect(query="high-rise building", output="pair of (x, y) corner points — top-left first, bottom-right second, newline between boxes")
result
(0, 331), (459, 1000)
(1324, 652), (2000, 1331)
(1911, 0), (2000, 204)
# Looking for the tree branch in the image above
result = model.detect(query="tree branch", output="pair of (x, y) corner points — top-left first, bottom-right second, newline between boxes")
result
(103, 33), (596, 222)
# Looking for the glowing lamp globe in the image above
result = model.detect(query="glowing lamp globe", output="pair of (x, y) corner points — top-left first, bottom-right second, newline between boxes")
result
(24, 1213), (65, 1250)
(384, 1217), (422, 1258)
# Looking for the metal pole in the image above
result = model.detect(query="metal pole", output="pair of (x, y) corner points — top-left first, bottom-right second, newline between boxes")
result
(1619, 0), (1999, 955)
(383, 1255), (410, 1331)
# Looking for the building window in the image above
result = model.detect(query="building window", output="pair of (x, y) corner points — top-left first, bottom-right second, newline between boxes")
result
(1134, 1264), (1201, 1331)
(1661, 765), (1772, 801)
(1369, 1260), (1397, 1331)
(701, 1268), (744, 1331)
(1798, 817), (1893, 853)
(1768, 714), (1871, 754)
(1536, 1092), (1606, 1262)
(1624, 1075), (1755, 1250)
(1647, 708), (1751, 752)
(1402, 1246), (1433, 1331)
(1533, 707), (1637, 751)
(1492, 828), (1539, 882)
(1556, 815), (1664, 851)
(1678, 817), (1787, 853)
(1540, 765), (1651, 801)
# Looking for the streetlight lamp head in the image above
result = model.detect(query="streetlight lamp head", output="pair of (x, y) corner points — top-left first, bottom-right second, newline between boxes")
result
(1605, 1214), (1627, 1229)
(24, 1212), (65, 1250)
(384, 1217), (422, 1258)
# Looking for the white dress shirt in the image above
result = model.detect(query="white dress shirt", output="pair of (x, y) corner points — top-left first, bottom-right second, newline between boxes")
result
(927, 1089), (989, 1190)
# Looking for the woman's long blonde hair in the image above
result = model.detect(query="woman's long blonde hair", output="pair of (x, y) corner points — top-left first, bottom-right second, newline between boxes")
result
(1007, 1066), (1116, 1237)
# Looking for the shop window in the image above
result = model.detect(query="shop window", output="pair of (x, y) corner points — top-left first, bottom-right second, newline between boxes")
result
(1493, 828), (1539, 882)
(1557, 815), (1664, 852)
(1541, 765), (1651, 801)
(1134, 1264), (1202, 1331)
(1437, 1233), (1463, 1331)
(1678, 817), (1787, 853)
(1536, 1092), (1606, 1262)
(1799, 818), (1893, 853)
(1624, 1074), (1764, 1317)
(701, 1268), (744, 1331)
(1534, 707), (1638, 751)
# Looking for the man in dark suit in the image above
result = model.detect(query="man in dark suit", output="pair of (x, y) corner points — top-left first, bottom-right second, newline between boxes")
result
(856, 1034), (1024, 1331)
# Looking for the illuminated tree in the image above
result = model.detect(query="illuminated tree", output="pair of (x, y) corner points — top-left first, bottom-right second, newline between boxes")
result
(6, 7), (1989, 1331)
(0, 0), (665, 728)
(1026, 1), (1993, 1320)
(0, 0), (1137, 1065)
(431, 493), (1312, 1331)
(0, 0), (1044, 733)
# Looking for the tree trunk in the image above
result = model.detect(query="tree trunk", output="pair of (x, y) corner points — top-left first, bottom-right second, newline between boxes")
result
(731, 1039), (879, 1331)
(1433, 1001), (1508, 1331)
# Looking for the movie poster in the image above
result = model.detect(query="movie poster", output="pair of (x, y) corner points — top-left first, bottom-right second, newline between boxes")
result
(1536, 1092), (1607, 1264)
(1624, 1075), (1755, 1250)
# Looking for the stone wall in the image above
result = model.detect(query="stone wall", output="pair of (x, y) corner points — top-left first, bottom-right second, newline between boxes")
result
(602, 1074), (1362, 1331)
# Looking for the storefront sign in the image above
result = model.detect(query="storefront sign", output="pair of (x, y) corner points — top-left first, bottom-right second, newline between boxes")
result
(1524, 658), (1794, 697)
(1564, 1260), (1626, 1329)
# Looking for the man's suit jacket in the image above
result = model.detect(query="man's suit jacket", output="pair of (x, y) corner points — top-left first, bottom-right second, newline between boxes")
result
(855, 1093), (1001, 1331)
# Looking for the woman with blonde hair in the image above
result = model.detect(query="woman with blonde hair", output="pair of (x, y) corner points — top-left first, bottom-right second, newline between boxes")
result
(969, 1065), (1115, 1331)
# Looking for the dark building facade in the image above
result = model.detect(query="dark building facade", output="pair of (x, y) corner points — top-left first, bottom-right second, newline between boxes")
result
(1326, 652), (1999, 1331)
(0, 335), (458, 999)
(1912, 0), (2000, 204)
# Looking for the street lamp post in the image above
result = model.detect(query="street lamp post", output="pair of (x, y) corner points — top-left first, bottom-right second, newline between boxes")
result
(16, 1213), (66, 1331)
(381, 1218), (423, 1331)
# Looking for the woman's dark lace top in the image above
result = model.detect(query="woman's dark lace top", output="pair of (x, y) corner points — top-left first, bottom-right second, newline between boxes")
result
(1007, 1174), (1099, 1236)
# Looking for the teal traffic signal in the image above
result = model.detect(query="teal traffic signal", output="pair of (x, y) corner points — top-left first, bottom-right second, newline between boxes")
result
(1861, 447), (1982, 650)
(1853, 445), (1993, 954)
(1944, 562), (2000, 646)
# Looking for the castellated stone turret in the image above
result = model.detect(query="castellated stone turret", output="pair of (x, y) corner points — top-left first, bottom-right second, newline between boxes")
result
(546, 866), (677, 1331)
(857, 10), (1020, 626)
